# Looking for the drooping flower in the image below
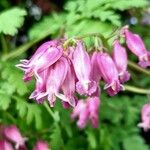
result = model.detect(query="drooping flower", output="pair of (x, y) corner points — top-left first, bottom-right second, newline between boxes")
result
(97, 52), (122, 96)
(138, 104), (150, 131)
(36, 57), (69, 107)
(60, 60), (77, 107)
(87, 96), (100, 128)
(71, 100), (89, 128)
(3, 125), (26, 149)
(33, 140), (49, 150)
(0, 140), (13, 150)
(124, 28), (150, 68)
(71, 97), (100, 128)
(29, 68), (49, 103)
(72, 41), (97, 96)
(113, 40), (130, 83)
(16, 40), (63, 82)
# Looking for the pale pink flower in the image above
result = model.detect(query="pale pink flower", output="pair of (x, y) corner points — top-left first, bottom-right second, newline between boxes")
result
(3, 125), (25, 149)
(0, 140), (13, 150)
(71, 100), (89, 128)
(16, 40), (62, 82)
(138, 104), (150, 131)
(97, 52), (122, 96)
(87, 97), (100, 128)
(124, 28), (150, 68)
(72, 41), (97, 96)
(113, 40), (130, 83)
(33, 140), (49, 150)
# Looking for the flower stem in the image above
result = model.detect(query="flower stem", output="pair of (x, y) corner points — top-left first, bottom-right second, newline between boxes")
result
(124, 85), (150, 94)
(43, 102), (59, 122)
(1, 34), (8, 54)
(128, 60), (150, 76)
(2, 31), (51, 60)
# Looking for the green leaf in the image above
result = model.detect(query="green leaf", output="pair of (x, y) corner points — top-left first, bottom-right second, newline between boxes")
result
(28, 13), (65, 40)
(123, 136), (149, 150)
(50, 123), (64, 150)
(0, 7), (27, 35)
(0, 93), (11, 110)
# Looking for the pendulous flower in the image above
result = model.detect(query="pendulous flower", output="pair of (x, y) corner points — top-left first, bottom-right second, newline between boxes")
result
(124, 28), (150, 68)
(138, 103), (150, 131)
(97, 52), (122, 96)
(33, 140), (49, 150)
(113, 40), (130, 83)
(72, 41), (97, 96)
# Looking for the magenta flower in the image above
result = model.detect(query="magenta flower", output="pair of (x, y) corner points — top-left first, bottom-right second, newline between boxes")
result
(87, 96), (100, 128)
(113, 40), (130, 83)
(72, 41), (97, 96)
(16, 40), (62, 82)
(36, 57), (68, 106)
(97, 52), (122, 96)
(124, 28), (150, 68)
(33, 140), (49, 150)
(3, 125), (26, 149)
(0, 140), (13, 150)
(138, 104), (150, 131)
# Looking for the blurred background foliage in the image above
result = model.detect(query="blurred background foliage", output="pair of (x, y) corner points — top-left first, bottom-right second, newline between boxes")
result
(0, 0), (150, 149)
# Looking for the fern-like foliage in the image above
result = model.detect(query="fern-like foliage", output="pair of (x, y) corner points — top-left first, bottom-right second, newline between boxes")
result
(0, 7), (27, 35)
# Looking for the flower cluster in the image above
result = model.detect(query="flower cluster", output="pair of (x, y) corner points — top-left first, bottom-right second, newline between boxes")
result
(0, 125), (49, 150)
(17, 26), (150, 128)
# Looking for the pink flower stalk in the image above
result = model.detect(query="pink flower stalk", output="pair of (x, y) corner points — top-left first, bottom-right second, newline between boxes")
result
(138, 104), (150, 131)
(72, 41), (97, 96)
(71, 97), (100, 128)
(0, 140), (13, 150)
(87, 97), (100, 128)
(113, 40), (130, 83)
(36, 57), (69, 107)
(33, 140), (49, 150)
(16, 40), (63, 82)
(124, 28), (150, 68)
(3, 125), (25, 149)
(97, 52), (122, 96)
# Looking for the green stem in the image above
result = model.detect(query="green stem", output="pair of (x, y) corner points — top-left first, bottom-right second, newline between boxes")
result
(128, 60), (150, 76)
(124, 85), (150, 94)
(43, 102), (58, 122)
(1, 34), (8, 54)
(2, 31), (51, 61)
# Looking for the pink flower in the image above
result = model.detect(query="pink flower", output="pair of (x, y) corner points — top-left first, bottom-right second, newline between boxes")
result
(60, 60), (77, 107)
(138, 104), (150, 131)
(3, 125), (25, 149)
(71, 100), (89, 128)
(113, 40), (130, 83)
(29, 68), (49, 103)
(72, 41), (97, 96)
(87, 97), (100, 128)
(97, 52), (122, 96)
(0, 140), (13, 150)
(91, 51), (101, 83)
(71, 97), (100, 128)
(16, 40), (62, 82)
(124, 28), (150, 68)
(33, 140), (49, 150)
(36, 57), (68, 107)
